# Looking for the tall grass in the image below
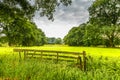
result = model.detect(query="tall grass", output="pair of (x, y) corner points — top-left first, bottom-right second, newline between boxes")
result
(1, 46), (120, 80)
(0, 54), (120, 80)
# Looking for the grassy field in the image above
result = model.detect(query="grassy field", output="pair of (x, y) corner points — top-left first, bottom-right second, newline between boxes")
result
(0, 45), (120, 80)
(1, 45), (120, 57)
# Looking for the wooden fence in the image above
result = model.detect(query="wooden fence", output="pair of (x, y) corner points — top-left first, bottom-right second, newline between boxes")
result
(13, 49), (87, 71)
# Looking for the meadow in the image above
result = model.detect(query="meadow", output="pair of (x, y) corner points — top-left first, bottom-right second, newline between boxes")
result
(0, 45), (120, 80)
(1, 45), (120, 57)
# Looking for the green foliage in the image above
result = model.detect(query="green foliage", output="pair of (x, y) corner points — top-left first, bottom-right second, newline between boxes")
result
(55, 38), (63, 44)
(100, 25), (120, 47)
(34, 28), (47, 46)
(64, 23), (103, 46)
(0, 36), (7, 44)
(64, 25), (85, 46)
(64, 23), (120, 47)
(1, 17), (46, 46)
(0, 0), (72, 21)
(88, 0), (120, 47)
(89, 0), (120, 26)
(82, 24), (102, 46)
(47, 37), (63, 44)
(47, 37), (56, 44)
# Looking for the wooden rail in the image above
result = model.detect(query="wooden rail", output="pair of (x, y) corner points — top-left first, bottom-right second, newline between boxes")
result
(13, 49), (87, 71)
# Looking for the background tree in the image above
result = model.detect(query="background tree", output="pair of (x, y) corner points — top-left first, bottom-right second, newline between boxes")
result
(64, 23), (102, 46)
(83, 23), (102, 46)
(47, 37), (56, 44)
(34, 28), (46, 46)
(47, 37), (63, 44)
(89, 0), (120, 47)
(64, 24), (85, 46)
(100, 25), (120, 47)
(55, 38), (63, 44)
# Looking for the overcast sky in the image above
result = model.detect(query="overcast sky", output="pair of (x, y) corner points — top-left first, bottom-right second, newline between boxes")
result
(33, 0), (94, 38)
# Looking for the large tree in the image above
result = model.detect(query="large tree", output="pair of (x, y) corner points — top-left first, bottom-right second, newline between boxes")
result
(0, 0), (72, 21)
(64, 23), (103, 46)
(1, 17), (46, 46)
(89, 0), (120, 47)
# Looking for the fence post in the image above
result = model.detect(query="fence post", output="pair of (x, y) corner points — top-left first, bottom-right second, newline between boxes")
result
(83, 51), (86, 71)
(19, 52), (21, 60)
(77, 56), (83, 70)
(19, 51), (22, 62)
(24, 51), (27, 60)
(32, 51), (36, 58)
(41, 52), (43, 59)
(57, 53), (59, 62)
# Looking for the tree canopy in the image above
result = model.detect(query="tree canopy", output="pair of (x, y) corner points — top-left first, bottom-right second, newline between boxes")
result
(0, 17), (46, 46)
(0, 0), (72, 21)
(89, 0), (120, 26)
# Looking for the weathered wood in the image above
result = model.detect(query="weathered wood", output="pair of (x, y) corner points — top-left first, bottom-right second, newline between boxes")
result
(24, 51), (27, 60)
(27, 53), (57, 59)
(13, 49), (87, 71)
(57, 53), (59, 62)
(27, 57), (75, 62)
(41, 52), (43, 59)
(13, 49), (82, 55)
(83, 51), (86, 71)
(58, 55), (77, 59)
(79, 56), (83, 70)
(19, 52), (21, 59)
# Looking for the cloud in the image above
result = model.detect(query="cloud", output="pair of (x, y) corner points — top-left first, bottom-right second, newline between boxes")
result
(33, 0), (93, 38)
(54, 0), (92, 24)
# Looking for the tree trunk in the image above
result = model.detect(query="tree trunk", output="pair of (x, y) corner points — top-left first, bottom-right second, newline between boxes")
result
(109, 36), (115, 47)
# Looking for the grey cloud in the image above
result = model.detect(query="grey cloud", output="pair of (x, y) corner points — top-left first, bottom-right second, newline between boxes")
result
(33, 0), (93, 38)
(53, 0), (92, 24)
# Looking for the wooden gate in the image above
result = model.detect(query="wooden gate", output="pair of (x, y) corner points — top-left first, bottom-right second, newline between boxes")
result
(13, 49), (87, 71)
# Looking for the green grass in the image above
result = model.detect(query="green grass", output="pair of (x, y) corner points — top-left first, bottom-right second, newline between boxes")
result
(1, 45), (120, 80)
(1, 54), (120, 80)
(1, 45), (120, 57)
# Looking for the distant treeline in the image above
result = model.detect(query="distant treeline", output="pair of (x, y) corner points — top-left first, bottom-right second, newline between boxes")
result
(63, 23), (120, 47)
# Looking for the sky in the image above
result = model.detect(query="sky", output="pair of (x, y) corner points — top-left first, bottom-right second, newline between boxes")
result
(33, 0), (94, 38)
